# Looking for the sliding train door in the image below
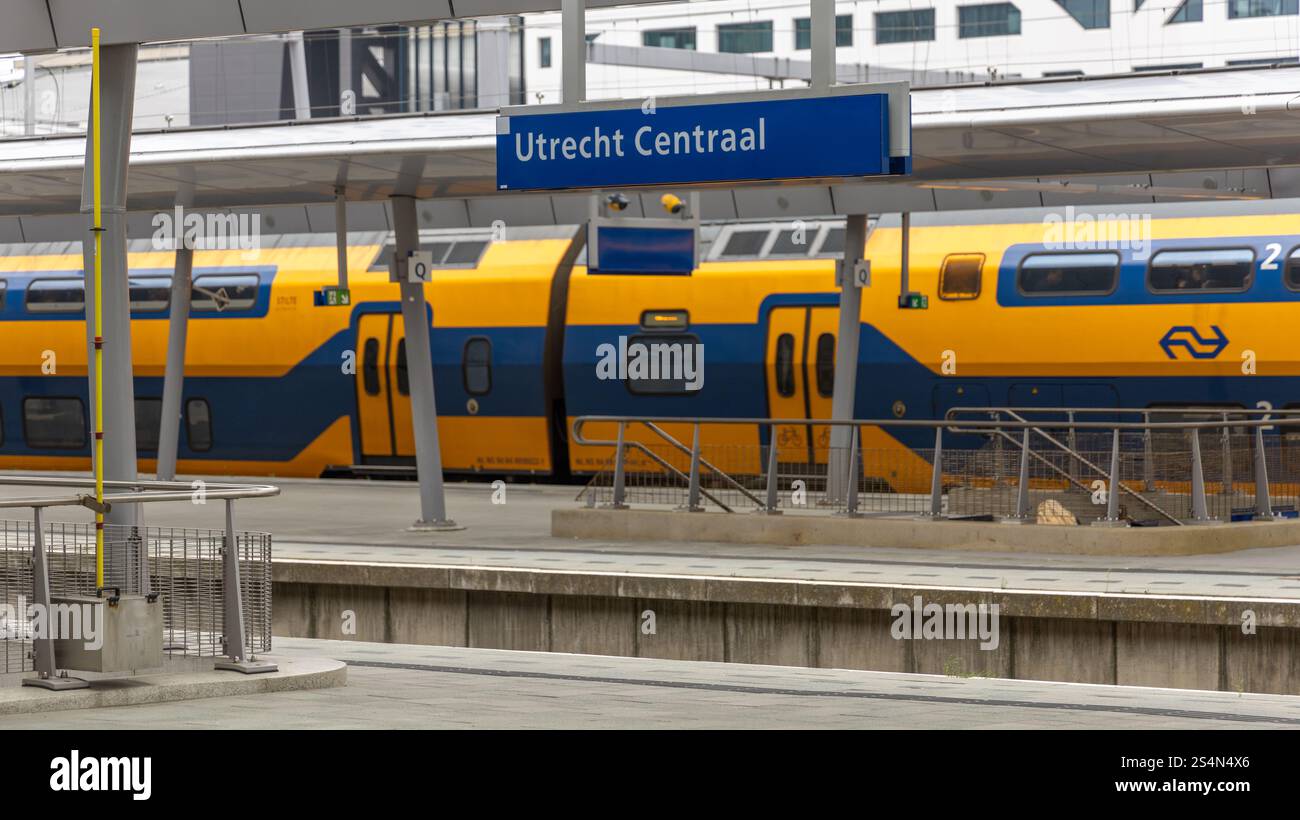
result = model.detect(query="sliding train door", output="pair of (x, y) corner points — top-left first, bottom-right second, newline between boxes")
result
(354, 311), (416, 464)
(764, 305), (838, 466)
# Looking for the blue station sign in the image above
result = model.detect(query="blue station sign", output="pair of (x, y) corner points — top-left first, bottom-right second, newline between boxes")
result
(496, 89), (905, 191)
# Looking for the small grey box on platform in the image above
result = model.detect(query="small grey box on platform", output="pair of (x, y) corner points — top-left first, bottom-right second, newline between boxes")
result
(51, 594), (164, 674)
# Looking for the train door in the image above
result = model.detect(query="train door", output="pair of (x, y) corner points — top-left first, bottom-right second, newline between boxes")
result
(355, 312), (416, 464)
(765, 306), (837, 464)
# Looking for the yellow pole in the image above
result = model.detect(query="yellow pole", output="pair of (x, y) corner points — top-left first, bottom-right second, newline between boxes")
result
(91, 28), (105, 590)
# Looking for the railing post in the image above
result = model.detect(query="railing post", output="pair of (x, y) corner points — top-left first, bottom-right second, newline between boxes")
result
(1093, 428), (1127, 527)
(1066, 410), (1078, 482)
(991, 411), (1004, 485)
(1188, 429), (1213, 523)
(1254, 424), (1278, 520)
(1221, 412), (1233, 498)
(763, 425), (782, 514)
(926, 427), (945, 518)
(842, 425), (862, 517)
(608, 421), (628, 509)
(1142, 411), (1155, 492)
(679, 423), (704, 512)
(1010, 427), (1032, 522)
(214, 498), (277, 674)
(22, 506), (89, 690)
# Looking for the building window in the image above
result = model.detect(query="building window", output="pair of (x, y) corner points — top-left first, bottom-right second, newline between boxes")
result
(1228, 55), (1299, 65)
(1054, 0), (1110, 28)
(940, 254), (984, 300)
(539, 37), (551, 68)
(958, 3), (1022, 37)
(135, 397), (162, 452)
(643, 27), (697, 49)
(875, 10), (936, 43)
(717, 21), (774, 54)
(1132, 62), (1203, 71)
(1042, 70), (1085, 77)
(1228, 0), (1298, 17)
(23, 397), (87, 450)
(1148, 249), (1254, 293)
(793, 15), (853, 49)
(463, 337), (492, 396)
(1018, 252), (1119, 295)
(186, 398), (213, 452)
(1167, 0), (1203, 21)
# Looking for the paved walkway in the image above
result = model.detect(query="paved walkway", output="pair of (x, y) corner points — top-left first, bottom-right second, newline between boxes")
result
(5, 638), (1299, 729)
(4, 475), (1300, 599)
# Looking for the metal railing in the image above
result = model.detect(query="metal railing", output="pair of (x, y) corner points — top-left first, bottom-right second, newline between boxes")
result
(0, 476), (279, 686)
(572, 410), (1300, 527)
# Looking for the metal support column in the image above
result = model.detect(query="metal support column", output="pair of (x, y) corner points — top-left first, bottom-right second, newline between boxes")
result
(1189, 430), (1215, 523)
(562, 0), (586, 103)
(23, 508), (89, 690)
(809, 0), (835, 91)
(678, 423), (704, 512)
(287, 31), (312, 120)
(1221, 413), (1233, 497)
(608, 421), (628, 508)
(762, 429), (781, 514)
(214, 499), (277, 674)
(334, 188), (349, 290)
(155, 243), (192, 482)
(1253, 425), (1278, 520)
(391, 195), (460, 530)
(840, 425), (862, 517)
(925, 428), (945, 518)
(1008, 427), (1032, 523)
(826, 214), (868, 502)
(81, 43), (140, 538)
(1093, 428), (1128, 527)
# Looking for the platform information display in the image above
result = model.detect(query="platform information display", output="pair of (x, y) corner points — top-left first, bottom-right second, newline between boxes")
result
(496, 86), (907, 191)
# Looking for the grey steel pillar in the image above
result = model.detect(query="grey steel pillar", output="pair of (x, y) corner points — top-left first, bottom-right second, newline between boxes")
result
(391, 195), (459, 530)
(840, 425), (861, 517)
(826, 214), (868, 502)
(678, 423), (703, 512)
(925, 427), (945, 518)
(1093, 428), (1127, 527)
(809, 0), (835, 91)
(23, 508), (88, 690)
(561, 0), (586, 103)
(1009, 427), (1031, 522)
(608, 421), (628, 509)
(762, 429), (781, 514)
(214, 500), (277, 674)
(81, 44), (140, 533)
(1220, 413), (1233, 497)
(1253, 425), (1278, 520)
(287, 31), (311, 119)
(1189, 430), (1213, 523)
(334, 188), (349, 290)
(156, 244), (192, 481)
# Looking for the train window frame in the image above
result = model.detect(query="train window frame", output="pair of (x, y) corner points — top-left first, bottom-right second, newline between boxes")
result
(624, 333), (704, 397)
(463, 337), (493, 396)
(396, 338), (410, 396)
(185, 398), (213, 453)
(640, 309), (690, 331)
(0, 279), (7, 311)
(135, 396), (163, 452)
(129, 275), (173, 313)
(25, 278), (86, 314)
(939, 254), (984, 300)
(814, 333), (835, 397)
(361, 337), (382, 396)
(191, 273), (260, 313)
(1147, 247), (1255, 294)
(1283, 246), (1300, 291)
(22, 396), (87, 450)
(766, 228), (814, 258)
(774, 333), (797, 398)
(718, 229), (770, 258)
(1016, 251), (1120, 297)
(366, 239), (489, 273)
(0, 403), (4, 446)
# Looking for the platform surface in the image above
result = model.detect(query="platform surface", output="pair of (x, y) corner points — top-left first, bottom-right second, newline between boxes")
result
(1, 637), (1297, 729)
(4, 475), (1300, 600)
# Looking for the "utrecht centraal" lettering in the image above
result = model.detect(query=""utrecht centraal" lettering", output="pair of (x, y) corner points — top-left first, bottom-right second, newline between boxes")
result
(514, 118), (766, 163)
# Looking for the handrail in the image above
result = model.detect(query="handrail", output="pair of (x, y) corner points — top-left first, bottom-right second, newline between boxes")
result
(0, 475), (280, 510)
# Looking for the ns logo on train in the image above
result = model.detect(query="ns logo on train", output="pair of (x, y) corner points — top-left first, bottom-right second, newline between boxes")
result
(1159, 326), (1229, 360)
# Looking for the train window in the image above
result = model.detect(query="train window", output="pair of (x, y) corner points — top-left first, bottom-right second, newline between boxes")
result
(362, 338), (381, 396)
(463, 337), (492, 395)
(23, 397), (87, 449)
(939, 254), (984, 300)
(768, 229), (810, 257)
(367, 242), (453, 272)
(624, 334), (702, 395)
(396, 339), (410, 396)
(1018, 252), (1119, 295)
(0, 280), (6, 310)
(775, 333), (796, 397)
(26, 279), (85, 313)
(1283, 247), (1300, 291)
(444, 241), (489, 266)
(186, 398), (213, 452)
(129, 276), (172, 313)
(191, 274), (259, 312)
(818, 227), (846, 256)
(815, 333), (835, 397)
(720, 230), (768, 257)
(1149, 249), (1253, 292)
(135, 397), (162, 452)
(0, 404), (4, 446)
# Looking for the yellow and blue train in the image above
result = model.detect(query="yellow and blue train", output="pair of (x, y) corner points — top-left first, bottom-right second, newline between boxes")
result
(0, 201), (1294, 484)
